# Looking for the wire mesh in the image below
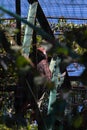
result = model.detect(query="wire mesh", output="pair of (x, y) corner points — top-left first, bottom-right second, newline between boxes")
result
(0, 0), (87, 24)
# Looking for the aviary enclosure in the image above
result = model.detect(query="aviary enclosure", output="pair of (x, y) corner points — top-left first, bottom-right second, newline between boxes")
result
(0, 0), (87, 130)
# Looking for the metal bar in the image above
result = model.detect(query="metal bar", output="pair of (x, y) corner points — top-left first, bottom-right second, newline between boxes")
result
(15, 0), (21, 45)
(36, 4), (55, 38)
(47, 16), (87, 20)
(28, 0), (55, 39)
(22, 2), (38, 55)
(1, 16), (87, 21)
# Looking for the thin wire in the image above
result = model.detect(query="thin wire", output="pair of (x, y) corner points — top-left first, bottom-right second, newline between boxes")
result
(26, 79), (48, 130)
(21, 0), (29, 17)
(40, 0), (51, 22)
(75, 0), (83, 24)
(55, 0), (63, 22)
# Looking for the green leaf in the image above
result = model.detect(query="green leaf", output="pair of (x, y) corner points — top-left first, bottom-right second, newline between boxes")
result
(16, 55), (28, 68)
